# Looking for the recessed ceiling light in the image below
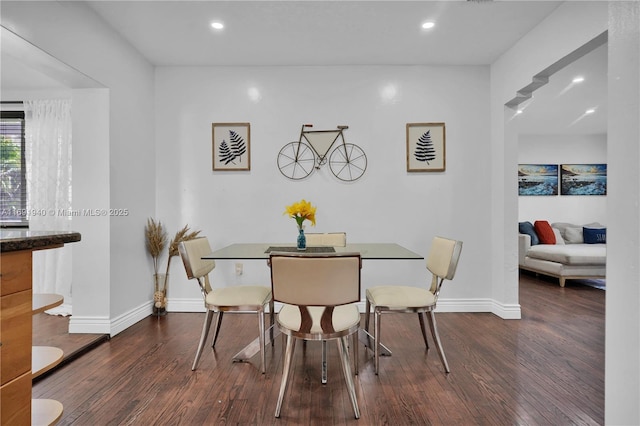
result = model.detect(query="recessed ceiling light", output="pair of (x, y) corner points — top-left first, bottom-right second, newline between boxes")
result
(585, 108), (596, 114)
(572, 76), (585, 83)
(421, 21), (435, 30)
(211, 22), (224, 30)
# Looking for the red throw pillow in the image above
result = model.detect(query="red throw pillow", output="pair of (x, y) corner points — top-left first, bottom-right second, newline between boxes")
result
(534, 220), (556, 244)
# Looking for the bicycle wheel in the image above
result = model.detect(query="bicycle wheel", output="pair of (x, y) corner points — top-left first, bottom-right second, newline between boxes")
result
(277, 141), (316, 180)
(329, 143), (367, 181)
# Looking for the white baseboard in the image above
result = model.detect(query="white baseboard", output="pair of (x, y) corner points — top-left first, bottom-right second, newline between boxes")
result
(69, 315), (110, 334)
(435, 298), (521, 319)
(109, 301), (154, 336)
(435, 298), (494, 312)
(69, 297), (521, 336)
(68, 300), (154, 336)
(490, 300), (522, 319)
(165, 297), (522, 319)
(167, 298), (206, 312)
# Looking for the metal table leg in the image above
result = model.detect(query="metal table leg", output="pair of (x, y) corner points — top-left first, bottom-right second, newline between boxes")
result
(232, 324), (280, 363)
(358, 329), (392, 356)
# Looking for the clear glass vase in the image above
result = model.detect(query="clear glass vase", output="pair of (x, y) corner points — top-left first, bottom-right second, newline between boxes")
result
(153, 273), (168, 316)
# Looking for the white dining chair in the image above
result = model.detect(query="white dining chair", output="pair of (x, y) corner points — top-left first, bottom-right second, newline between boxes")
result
(298, 231), (346, 383)
(364, 236), (462, 374)
(179, 237), (274, 373)
(304, 232), (347, 247)
(269, 251), (362, 419)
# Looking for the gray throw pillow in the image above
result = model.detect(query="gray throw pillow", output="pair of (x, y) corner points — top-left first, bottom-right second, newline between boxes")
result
(564, 227), (584, 244)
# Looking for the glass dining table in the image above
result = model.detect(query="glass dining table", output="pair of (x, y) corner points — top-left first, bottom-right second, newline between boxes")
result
(203, 242), (424, 261)
(202, 242), (424, 376)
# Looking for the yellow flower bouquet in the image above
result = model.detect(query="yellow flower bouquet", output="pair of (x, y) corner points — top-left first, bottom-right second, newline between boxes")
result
(284, 199), (316, 250)
(284, 199), (317, 229)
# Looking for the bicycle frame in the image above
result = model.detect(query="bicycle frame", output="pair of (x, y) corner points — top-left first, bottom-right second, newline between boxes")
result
(298, 124), (348, 167)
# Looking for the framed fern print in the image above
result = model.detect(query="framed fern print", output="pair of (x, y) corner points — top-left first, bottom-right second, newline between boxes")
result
(406, 122), (445, 172)
(212, 122), (250, 171)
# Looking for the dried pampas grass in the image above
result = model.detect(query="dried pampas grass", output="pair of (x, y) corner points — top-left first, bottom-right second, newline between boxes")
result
(165, 224), (201, 276)
(145, 218), (167, 275)
(145, 218), (202, 304)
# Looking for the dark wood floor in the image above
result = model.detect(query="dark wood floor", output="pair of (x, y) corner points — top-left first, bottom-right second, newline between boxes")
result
(32, 274), (604, 425)
(32, 313), (109, 369)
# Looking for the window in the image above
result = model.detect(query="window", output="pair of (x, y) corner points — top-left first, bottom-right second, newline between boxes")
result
(1, 109), (27, 227)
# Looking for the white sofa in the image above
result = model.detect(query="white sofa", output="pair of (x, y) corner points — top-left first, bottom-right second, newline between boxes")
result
(518, 222), (606, 287)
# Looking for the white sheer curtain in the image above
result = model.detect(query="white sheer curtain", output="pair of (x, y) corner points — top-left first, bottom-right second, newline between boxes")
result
(25, 99), (73, 315)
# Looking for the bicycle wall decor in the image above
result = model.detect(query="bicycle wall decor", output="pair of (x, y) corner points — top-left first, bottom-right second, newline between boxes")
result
(277, 124), (367, 181)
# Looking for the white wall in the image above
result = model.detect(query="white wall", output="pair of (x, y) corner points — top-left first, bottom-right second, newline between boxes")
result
(518, 133), (607, 224)
(69, 89), (111, 333)
(606, 1), (640, 423)
(490, 1), (608, 310)
(493, 1), (640, 423)
(1, 1), (156, 334)
(155, 65), (495, 312)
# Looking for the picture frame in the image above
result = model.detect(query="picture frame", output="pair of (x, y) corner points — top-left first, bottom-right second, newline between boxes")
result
(406, 122), (446, 172)
(518, 164), (558, 196)
(560, 164), (607, 195)
(212, 122), (251, 171)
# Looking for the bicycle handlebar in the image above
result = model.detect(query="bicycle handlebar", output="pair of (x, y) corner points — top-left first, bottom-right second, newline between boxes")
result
(302, 124), (349, 130)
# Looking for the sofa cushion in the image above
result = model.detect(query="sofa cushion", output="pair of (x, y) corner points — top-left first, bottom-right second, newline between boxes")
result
(523, 256), (606, 276)
(527, 244), (606, 265)
(584, 227), (606, 244)
(534, 220), (556, 244)
(563, 227), (584, 244)
(552, 228), (565, 245)
(552, 222), (606, 244)
(519, 221), (539, 245)
(552, 222), (577, 242)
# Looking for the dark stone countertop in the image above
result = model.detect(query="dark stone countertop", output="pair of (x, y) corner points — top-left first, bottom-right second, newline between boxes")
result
(0, 230), (81, 252)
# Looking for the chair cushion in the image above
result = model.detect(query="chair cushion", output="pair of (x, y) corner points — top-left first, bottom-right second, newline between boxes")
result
(367, 286), (436, 308)
(206, 285), (271, 308)
(277, 304), (360, 335)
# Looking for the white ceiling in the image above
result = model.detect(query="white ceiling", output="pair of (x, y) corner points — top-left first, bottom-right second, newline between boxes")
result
(86, 1), (562, 67)
(0, 27), (101, 90)
(515, 42), (607, 136)
(1, 1), (607, 135)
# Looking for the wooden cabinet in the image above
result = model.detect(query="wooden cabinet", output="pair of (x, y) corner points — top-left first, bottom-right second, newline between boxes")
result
(1, 231), (80, 426)
(1, 250), (34, 425)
